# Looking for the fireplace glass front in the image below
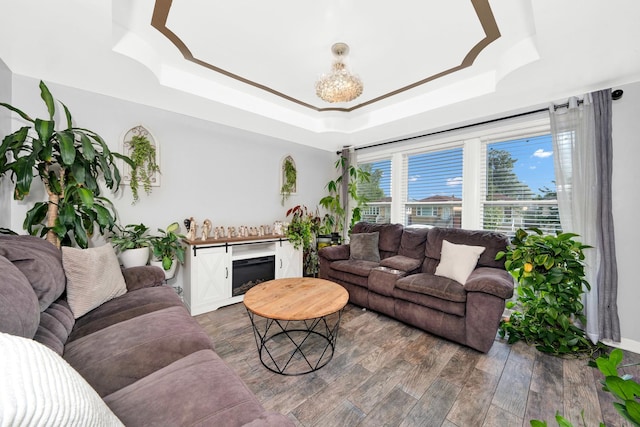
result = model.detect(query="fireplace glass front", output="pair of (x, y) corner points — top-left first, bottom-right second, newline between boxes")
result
(232, 256), (275, 296)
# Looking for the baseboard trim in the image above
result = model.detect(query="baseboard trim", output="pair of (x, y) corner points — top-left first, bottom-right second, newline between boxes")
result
(602, 338), (640, 354)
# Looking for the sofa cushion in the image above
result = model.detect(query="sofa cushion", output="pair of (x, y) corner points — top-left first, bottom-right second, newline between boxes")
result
(395, 273), (467, 303)
(69, 286), (184, 343)
(62, 244), (127, 319)
(380, 255), (422, 272)
(398, 227), (430, 259)
(435, 240), (486, 285)
(352, 222), (403, 258)
(425, 227), (508, 269)
(331, 259), (379, 278)
(0, 235), (66, 311)
(0, 256), (40, 338)
(34, 299), (75, 355)
(464, 267), (515, 299)
(104, 350), (289, 426)
(349, 232), (380, 262)
(63, 305), (214, 397)
(393, 287), (466, 317)
(0, 332), (124, 427)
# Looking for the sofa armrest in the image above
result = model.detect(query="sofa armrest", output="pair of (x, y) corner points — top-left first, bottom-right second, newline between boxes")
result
(464, 267), (514, 300)
(122, 265), (166, 292)
(318, 244), (350, 261)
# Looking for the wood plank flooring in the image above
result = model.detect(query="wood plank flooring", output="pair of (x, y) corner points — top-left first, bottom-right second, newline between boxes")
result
(195, 303), (639, 427)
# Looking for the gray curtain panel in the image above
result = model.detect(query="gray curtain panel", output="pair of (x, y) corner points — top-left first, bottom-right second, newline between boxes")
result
(592, 89), (621, 342)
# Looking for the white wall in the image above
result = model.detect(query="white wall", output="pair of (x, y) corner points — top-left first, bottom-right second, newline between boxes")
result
(5, 75), (336, 288)
(0, 59), (11, 229)
(611, 80), (640, 351)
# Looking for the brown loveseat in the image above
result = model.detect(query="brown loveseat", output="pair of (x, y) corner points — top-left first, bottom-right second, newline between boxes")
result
(0, 235), (292, 426)
(318, 222), (514, 352)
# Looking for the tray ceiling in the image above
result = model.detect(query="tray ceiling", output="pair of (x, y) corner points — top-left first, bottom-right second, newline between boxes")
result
(1, 1), (639, 151)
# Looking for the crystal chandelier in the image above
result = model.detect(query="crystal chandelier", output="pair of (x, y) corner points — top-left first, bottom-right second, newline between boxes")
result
(315, 43), (363, 103)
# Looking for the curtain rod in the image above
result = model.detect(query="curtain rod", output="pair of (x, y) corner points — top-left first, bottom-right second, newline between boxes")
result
(343, 107), (547, 154)
(344, 89), (623, 154)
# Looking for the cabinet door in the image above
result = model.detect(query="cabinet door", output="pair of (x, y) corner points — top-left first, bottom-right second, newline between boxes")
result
(275, 240), (302, 278)
(191, 247), (231, 314)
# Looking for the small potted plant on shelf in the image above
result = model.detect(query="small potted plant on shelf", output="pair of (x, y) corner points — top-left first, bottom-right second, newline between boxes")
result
(149, 222), (186, 280)
(109, 223), (151, 268)
(126, 130), (160, 204)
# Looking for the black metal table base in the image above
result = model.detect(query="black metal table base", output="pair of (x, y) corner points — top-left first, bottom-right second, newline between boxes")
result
(246, 309), (343, 375)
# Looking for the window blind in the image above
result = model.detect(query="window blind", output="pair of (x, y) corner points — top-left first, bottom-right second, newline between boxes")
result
(403, 147), (463, 228)
(481, 134), (560, 235)
(357, 159), (392, 223)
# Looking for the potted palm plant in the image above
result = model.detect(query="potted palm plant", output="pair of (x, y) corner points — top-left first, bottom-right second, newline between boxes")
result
(0, 81), (132, 248)
(149, 222), (186, 279)
(318, 155), (371, 241)
(109, 223), (151, 268)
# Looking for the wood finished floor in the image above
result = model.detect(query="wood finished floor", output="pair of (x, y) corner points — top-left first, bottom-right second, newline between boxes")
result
(195, 303), (639, 427)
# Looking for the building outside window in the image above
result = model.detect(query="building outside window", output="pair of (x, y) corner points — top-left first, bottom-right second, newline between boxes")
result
(357, 159), (391, 223)
(405, 147), (463, 228)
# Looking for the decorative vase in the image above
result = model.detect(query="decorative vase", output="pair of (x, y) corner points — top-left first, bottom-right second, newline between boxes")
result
(119, 247), (149, 268)
(150, 259), (177, 280)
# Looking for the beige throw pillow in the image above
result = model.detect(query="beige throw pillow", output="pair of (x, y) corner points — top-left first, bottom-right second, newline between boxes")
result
(434, 240), (486, 285)
(62, 244), (127, 319)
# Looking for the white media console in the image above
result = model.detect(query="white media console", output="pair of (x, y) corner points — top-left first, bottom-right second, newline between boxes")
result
(182, 236), (302, 315)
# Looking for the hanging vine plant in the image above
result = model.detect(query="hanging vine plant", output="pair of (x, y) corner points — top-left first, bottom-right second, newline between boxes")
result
(280, 155), (297, 205)
(126, 129), (160, 204)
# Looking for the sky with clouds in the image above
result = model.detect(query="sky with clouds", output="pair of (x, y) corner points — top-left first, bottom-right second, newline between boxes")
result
(369, 134), (556, 200)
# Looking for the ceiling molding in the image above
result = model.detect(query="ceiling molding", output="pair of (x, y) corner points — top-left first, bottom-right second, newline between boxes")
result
(151, 0), (501, 113)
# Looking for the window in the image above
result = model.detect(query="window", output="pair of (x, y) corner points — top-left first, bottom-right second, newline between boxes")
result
(481, 134), (560, 235)
(405, 147), (463, 228)
(357, 159), (391, 223)
(354, 117), (556, 233)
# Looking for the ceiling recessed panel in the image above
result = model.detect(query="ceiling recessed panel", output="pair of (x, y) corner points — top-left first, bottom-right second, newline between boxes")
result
(153, 0), (500, 111)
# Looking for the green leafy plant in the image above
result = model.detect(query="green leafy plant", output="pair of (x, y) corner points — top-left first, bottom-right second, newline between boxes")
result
(280, 156), (296, 206)
(0, 80), (132, 248)
(149, 222), (186, 271)
(285, 205), (321, 276)
(318, 155), (371, 237)
(127, 133), (160, 204)
(497, 228), (594, 355)
(592, 348), (640, 426)
(531, 348), (640, 426)
(109, 223), (150, 252)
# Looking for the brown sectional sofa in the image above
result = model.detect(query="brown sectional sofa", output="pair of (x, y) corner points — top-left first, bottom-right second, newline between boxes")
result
(0, 235), (293, 426)
(319, 222), (514, 352)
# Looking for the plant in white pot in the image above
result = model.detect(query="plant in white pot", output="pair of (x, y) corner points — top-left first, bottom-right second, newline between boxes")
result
(149, 222), (186, 280)
(109, 223), (150, 268)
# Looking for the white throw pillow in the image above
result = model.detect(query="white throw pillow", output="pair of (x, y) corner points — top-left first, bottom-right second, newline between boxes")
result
(434, 240), (486, 285)
(62, 244), (127, 319)
(0, 332), (124, 426)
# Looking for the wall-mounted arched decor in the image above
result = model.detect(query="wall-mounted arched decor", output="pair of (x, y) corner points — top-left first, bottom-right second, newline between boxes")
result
(280, 155), (297, 205)
(122, 125), (160, 203)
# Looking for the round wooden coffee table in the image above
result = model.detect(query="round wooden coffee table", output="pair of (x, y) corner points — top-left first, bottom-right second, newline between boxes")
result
(243, 277), (349, 375)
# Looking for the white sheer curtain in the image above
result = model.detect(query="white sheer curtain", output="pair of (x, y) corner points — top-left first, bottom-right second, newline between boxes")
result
(549, 95), (600, 343)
